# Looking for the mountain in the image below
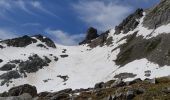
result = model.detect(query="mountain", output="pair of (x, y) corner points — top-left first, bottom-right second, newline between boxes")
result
(1, 0), (170, 99)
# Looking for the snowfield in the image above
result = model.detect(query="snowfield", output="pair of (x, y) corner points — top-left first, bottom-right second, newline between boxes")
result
(1, 12), (170, 93)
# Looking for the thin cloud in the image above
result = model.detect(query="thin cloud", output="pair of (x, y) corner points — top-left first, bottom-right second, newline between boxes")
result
(0, 0), (58, 20)
(72, 0), (133, 30)
(0, 29), (17, 40)
(30, 1), (59, 18)
(45, 29), (85, 46)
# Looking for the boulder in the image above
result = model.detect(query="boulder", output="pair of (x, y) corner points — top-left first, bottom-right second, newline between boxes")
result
(126, 90), (135, 100)
(8, 84), (37, 97)
(94, 82), (105, 89)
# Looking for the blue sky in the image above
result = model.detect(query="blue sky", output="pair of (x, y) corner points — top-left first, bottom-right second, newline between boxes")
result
(0, 0), (160, 45)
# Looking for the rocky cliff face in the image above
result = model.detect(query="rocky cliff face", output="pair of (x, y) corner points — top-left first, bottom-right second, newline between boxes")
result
(143, 0), (170, 29)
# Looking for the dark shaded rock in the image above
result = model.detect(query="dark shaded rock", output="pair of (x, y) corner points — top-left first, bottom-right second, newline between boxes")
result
(54, 56), (58, 61)
(38, 92), (51, 97)
(0, 59), (3, 63)
(114, 73), (137, 79)
(0, 92), (8, 97)
(126, 78), (142, 85)
(80, 29), (113, 48)
(62, 49), (67, 53)
(135, 88), (145, 94)
(0, 71), (20, 80)
(111, 79), (126, 88)
(0, 93), (32, 100)
(105, 80), (116, 88)
(143, 0), (170, 29)
(114, 32), (170, 67)
(9, 60), (21, 64)
(8, 84), (37, 97)
(19, 54), (51, 73)
(144, 70), (151, 77)
(0, 45), (4, 49)
(162, 87), (170, 94)
(57, 88), (72, 94)
(50, 93), (70, 100)
(0, 35), (37, 47)
(0, 64), (16, 71)
(37, 44), (48, 49)
(57, 75), (69, 82)
(94, 82), (105, 89)
(115, 8), (143, 34)
(60, 55), (69, 58)
(145, 78), (157, 84)
(43, 79), (52, 83)
(126, 90), (135, 100)
(34, 34), (56, 48)
(79, 27), (99, 45)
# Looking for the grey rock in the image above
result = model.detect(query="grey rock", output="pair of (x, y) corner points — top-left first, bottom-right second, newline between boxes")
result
(79, 27), (98, 45)
(0, 71), (20, 80)
(34, 34), (56, 48)
(0, 93), (32, 100)
(114, 73), (137, 79)
(19, 54), (51, 73)
(126, 78), (142, 85)
(0, 35), (37, 47)
(0, 64), (16, 71)
(111, 79), (126, 88)
(8, 84), (37, 97)
(49, 93), (70, 100)
(0, 59), (3, 63)
(60, 55), (69, 58)
(143, 0), (170, 29)
(94, 82), (105, 89)
(126, 90), (135, 100)
(145, 78), (157, 84)
(115, 8), (143, 34)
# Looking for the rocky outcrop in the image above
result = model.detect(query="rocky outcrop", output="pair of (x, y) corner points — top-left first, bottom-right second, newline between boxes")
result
(0, 54), (51, 86)
(143, 0), (170, 29)
(115, 8), (143, 34)
(79, 27), (99, 45)
(1, 77), (170, 100)
(8, 84), (37, 97)
(34, 34), (56, 48)
(0, 64), (16, 71)
(115, 32), (170, 66)
(79, 28), (113, 48)
(0, 71), (20, 81)
(0, 93), (32, 100)
(19, 54), (51, 74)
(0, 35), (37, 47)
(0, 34), (56, 48)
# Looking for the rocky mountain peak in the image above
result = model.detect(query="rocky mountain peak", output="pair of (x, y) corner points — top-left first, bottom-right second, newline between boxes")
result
(143, 0), (170, 29)
(79, 27), (99, 45)
(114, 8), (143, 34)
(0, 34), (56, 48)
